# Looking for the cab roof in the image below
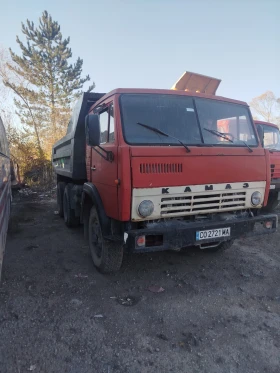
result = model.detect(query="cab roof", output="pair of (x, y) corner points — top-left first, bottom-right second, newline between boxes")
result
(92, 88), (248, 110)
(254, 120), (279, 129)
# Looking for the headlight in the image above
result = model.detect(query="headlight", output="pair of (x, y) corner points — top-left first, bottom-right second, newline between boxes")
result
(251, 191), (262, 206)
(138, 200), (154, 218)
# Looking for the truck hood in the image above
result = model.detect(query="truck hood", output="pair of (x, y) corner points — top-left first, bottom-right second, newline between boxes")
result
(130, 146), (267, 188)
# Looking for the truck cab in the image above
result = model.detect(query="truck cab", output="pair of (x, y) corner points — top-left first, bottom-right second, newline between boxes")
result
(52, 84), (277, 273)
(255, 120), (280, 211)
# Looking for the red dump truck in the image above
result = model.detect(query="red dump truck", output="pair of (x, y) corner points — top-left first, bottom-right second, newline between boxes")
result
(255, 120), (280, 211)
(52, 72), (277, 273)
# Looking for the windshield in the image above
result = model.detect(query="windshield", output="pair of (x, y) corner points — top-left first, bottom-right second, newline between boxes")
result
(261, 124), (280, 150)
(196, 99), (257, 146)
(120, 94), (258, 147)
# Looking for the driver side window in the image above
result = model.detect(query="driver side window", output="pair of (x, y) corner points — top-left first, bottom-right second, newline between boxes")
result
(99, 109), (109, 144)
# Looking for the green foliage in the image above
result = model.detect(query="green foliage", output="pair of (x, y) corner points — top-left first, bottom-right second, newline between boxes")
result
(5, 10), (95, 159)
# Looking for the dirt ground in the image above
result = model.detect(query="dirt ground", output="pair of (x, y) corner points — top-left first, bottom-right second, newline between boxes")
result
(0, 194), (280, 373)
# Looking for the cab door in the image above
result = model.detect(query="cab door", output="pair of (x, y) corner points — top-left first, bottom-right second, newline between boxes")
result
(90, 99), (119, 219)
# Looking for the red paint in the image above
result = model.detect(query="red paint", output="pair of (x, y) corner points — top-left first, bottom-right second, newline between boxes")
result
(117, 146), (132, 221)
(89, 88), (248, 111)
(255, 121), (280, 182)
(87, 96), (119, 220)
(130, 148), (266, 188)
(255, 120), (278, 129)
(264, 149), (271, 205)
(84, 90), (271, 221)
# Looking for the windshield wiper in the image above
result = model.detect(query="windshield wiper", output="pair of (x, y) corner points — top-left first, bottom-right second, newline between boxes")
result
(136, 122), (191, 153)
(204, 128), (234, 143)
(203, 128), (253, 153)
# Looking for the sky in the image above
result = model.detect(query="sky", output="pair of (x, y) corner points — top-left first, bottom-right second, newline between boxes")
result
(0, 0), (279, 105)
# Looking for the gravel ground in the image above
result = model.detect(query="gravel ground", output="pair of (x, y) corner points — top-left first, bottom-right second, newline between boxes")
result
(0, 196), (279, 373)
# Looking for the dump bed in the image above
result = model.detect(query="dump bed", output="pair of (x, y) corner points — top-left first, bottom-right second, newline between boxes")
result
(52, 92), (105, 181)
(171, 71), (221, 95)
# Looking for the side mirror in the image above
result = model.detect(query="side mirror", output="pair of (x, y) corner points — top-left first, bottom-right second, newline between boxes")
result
(85, 114), (100, 147)
(256, 124), (264, 148)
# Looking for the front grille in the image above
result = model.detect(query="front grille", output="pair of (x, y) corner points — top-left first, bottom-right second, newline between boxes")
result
(161, 191), (246, 216)
(140, 163), (183, 174)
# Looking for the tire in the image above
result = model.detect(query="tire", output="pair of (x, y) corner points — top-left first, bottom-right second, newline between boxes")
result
(83, 203), (91, 242)
(202, 239), (234, 253)
(57, 182), (66, 217)
(88, 206), (123, 273)
(262, 192), (279, 213)
(63, 184), (79, 227)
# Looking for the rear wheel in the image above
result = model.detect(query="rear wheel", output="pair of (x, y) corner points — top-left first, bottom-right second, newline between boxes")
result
(201, 239), (234, 253)
(63, 184), (79, 227)
(57, 182), (66, 217)
(88, 206), (123, 273)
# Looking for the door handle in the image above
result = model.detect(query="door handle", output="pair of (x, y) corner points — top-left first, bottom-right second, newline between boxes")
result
(91, 166), (96, 171)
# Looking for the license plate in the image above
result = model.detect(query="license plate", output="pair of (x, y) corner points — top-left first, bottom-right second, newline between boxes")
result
(196, 227), (231, 241)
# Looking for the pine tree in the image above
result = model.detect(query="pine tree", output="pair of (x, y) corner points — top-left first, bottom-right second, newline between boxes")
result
(6, 10), (95, 158)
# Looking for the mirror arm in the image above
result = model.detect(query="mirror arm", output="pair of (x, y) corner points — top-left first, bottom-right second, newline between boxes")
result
(92, 146), (114, 162)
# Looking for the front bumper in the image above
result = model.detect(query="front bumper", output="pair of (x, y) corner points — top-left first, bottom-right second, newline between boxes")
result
(125, 214), (278, 253)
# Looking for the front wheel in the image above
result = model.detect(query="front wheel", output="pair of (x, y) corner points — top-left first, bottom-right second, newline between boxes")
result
(201, 239), (234, 253)
(88, 206), (123, 273)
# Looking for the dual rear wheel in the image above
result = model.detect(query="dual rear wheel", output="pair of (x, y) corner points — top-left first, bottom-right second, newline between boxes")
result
(57, 182), (79, 227)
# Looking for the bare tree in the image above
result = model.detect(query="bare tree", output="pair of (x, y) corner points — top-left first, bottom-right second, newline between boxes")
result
(250, 91), (279, 124)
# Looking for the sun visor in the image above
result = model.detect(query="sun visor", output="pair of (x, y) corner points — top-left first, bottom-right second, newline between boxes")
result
(171, 71), (221, 95)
